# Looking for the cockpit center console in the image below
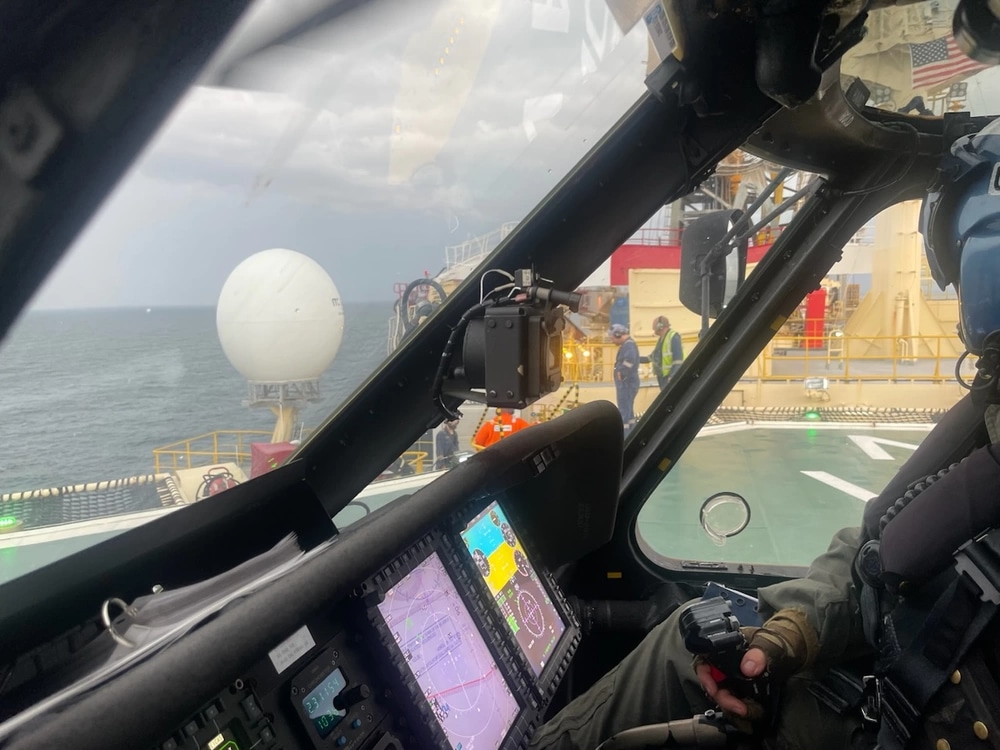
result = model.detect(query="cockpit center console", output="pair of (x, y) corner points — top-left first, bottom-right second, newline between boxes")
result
(153, 494), (581, 750)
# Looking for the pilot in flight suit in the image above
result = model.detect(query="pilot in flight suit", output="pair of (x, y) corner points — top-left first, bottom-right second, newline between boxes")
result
(529, 524), (867, 750)
(530, 119), (1000, 750)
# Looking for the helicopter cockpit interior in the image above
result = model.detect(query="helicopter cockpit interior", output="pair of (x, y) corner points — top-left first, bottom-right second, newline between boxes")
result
(1, 0), (999, 748)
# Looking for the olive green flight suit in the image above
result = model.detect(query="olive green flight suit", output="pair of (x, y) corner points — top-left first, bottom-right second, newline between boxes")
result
(529, 527), (871, 750)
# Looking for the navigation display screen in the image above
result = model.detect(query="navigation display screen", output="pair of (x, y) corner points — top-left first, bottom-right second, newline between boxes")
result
(377, 552), (519, 750)
(461, 501), (566, 676)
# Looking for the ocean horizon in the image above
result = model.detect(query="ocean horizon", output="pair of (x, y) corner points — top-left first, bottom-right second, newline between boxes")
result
(0, 303), (390, 494)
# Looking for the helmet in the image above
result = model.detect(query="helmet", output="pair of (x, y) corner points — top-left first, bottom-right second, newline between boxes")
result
(609, 324), (628, 339)
(653, 316), (670, 334)
(921, 117), (1000, 356)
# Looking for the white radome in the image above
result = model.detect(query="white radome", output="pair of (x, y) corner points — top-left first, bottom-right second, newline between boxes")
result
(217, 248), (344, 382)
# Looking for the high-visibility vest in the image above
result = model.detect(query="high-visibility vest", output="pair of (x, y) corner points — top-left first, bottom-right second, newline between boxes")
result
(661, 329), (680, 370)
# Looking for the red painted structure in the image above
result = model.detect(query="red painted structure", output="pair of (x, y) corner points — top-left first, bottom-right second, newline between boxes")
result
(803, 288), (827, 349)
(608, 226), (783, 286)
(250, 442), (297, 478)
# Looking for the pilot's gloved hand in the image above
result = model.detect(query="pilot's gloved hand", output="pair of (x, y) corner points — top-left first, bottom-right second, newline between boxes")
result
(694, 608), (819, 725)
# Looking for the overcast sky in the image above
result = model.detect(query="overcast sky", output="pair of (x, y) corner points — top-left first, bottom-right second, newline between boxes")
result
(26, 0), (1000, 310)
(31, 0), (651, 309)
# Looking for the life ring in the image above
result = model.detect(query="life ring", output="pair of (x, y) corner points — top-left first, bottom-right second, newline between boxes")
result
(401, 277), (448, 332)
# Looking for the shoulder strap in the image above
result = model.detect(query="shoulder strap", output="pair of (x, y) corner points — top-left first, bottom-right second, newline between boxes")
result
(874, 529), (1000, 749)
(985, 404), (1000, 443)
(862, 394), (987, 541)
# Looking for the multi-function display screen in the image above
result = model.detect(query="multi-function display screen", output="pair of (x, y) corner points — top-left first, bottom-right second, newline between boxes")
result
(461, 501), (566, 676)
(377, 552), (519, 750)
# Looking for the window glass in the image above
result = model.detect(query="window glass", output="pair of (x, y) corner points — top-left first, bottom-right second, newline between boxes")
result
(636, 198), (971, 569)
(0, 0), (655, 582)
(637, 424), (933, 567)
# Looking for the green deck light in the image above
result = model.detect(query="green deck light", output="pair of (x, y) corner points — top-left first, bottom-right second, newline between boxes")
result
(804, 409), (822, 420)
(0, 516), (22, 533)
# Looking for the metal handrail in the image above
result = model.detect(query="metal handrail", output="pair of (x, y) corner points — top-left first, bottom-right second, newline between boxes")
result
(558, 331), (966, 384)
(152, 430), (272, 473)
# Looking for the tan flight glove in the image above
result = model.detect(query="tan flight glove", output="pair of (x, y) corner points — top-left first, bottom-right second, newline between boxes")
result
(693, 608), (821, 728)
(742, 607), (821, 681)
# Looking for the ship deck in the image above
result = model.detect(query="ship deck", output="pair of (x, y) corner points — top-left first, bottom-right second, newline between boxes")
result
(636, 422), (930, 569)
(0, 423), (932, 585)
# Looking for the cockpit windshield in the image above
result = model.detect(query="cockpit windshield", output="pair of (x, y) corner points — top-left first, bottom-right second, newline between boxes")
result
(1, 0), (999, 591)
(0, 0), (652, 586)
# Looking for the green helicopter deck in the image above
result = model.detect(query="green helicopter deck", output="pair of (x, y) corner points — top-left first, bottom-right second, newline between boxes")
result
(636, 422), (932, 569)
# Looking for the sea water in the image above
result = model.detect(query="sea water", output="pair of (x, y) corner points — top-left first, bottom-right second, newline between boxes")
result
(0, 303), (389, 494)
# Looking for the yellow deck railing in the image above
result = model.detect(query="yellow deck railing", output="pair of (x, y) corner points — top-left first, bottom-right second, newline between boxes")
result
(153, 431), (435, 478)
(401, 450), (428, 474)
(152, 430), (273, 473)
(759, 331), (964, 381)
(559, 331), (965, 384)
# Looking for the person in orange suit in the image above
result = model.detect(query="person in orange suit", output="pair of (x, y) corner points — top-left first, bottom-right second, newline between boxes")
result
(472, 408), (532, 451)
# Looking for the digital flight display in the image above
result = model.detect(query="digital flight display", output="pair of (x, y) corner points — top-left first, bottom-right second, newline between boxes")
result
(461, 501), (566, 676)
(301, 667), (347, 738)
(377, 552), (520, 750)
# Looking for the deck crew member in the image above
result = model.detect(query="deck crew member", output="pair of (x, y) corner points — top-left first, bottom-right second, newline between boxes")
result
(472, 408), (532, 451)
(611, 324), (640, 430)
(434, 418), (460, 469)
(651, 315), (683, 389)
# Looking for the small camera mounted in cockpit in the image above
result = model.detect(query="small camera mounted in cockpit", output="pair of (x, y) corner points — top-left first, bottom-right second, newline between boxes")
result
(433, 268), (581, 415)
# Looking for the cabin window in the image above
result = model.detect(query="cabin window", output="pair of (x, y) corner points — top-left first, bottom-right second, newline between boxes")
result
(634, 198), (969, 570)
(635, 423), (933, 569)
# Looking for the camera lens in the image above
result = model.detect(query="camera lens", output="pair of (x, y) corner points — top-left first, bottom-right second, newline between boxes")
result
(954, 0), (1000, 66)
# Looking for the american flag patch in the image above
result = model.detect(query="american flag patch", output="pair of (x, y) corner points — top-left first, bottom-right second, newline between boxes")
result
(910, 36), (988, 89)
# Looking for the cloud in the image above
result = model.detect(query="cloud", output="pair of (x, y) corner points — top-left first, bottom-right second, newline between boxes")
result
(29, 0), (653, 310)
(137, 86), (488, 216)
(138, 0), (649, 217)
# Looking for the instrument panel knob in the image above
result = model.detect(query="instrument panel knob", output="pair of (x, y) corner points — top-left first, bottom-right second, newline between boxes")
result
(333, 683), (370, 711)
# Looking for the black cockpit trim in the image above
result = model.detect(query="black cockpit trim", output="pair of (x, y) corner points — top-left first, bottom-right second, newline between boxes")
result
(1, 401), (622, 750)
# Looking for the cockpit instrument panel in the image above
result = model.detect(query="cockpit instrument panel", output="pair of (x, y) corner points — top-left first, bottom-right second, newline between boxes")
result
(149, 492), (580, 750)
(369, 546), (524, 749)
(459, 501), (569, 683)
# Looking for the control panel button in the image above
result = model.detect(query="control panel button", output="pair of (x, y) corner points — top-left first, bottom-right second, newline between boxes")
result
(161, 739), (178, 750)
(351, 719), (362, 729)
(203, 703), (220, 721)
(241, 696), (263, 722)
(336, 737), (348, 747)
(182, 720), (199, 737)
(260, 726), (275, 743)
